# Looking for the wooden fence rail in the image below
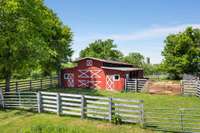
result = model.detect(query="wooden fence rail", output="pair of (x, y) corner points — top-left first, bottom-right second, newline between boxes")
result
(1, 91), (144, 125)
(181, 80), (200, 97)
(0, 77), (58, 93)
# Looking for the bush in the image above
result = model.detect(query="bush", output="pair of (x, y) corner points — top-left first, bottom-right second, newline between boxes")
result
(111, 114), (122, 125)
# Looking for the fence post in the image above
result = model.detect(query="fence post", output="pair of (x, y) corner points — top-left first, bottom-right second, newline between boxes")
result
(40, 79), (43, 90)
(18, 91), (21, 106)
(124, 78), (127, 92)
(57, 93), (61, 116)
(140, 100), (144, 128)
(37, 92), (42, 113)
(50, 76), (53, 88)
(15, 81), (18, 92)
(0, 88), (4, 108)
(135, 79), (138, 92)
(180, 108), (184, 132)
(81, 95), (86, 119)
(29, 80), (32, 91)
(108, 97), (113, 122)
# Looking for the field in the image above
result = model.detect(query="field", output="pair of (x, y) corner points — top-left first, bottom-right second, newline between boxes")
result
(1, 87), (200, 133)
(0, 109), (156, 133)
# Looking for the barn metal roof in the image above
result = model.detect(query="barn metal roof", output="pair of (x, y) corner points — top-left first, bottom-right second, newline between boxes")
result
(74, 57), (133, 66)
(101, 66), (143, 71)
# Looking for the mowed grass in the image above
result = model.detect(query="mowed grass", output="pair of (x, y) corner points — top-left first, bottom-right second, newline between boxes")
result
(47, 88), (200, 109)
(0, 109), (157, 133)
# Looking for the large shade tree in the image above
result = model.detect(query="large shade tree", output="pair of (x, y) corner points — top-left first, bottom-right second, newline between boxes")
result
(80, 39), (123, 60)
(161, 27), (200, 79)
(0, 0), (73, 91)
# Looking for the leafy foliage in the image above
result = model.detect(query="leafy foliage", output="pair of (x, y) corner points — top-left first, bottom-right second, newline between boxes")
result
(161, 27), (200, 79)
(123, 52), (145, 67)
(123, 52), (160, 75)
(111, 114), (122, 125)
(0, 0), (73, 91)
(80, 39), (123, 60)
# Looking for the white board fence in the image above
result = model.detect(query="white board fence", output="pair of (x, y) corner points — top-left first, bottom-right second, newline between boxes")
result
(1, 91), (144, 125)
(181, 80), (200, 97)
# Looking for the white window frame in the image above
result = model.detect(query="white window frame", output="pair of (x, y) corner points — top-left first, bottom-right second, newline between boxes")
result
(113, 74), (120, 81)
(64, 73), (69, 79)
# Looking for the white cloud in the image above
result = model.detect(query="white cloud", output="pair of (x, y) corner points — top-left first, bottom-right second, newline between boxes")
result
(108, 24), (200, 41)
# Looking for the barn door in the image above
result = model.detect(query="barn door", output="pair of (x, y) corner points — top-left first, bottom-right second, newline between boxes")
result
(66, 73), (74, 87)
(106, 75), (114, 90)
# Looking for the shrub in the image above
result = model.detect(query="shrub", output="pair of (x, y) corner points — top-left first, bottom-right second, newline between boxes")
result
(111, 114), (122, 125)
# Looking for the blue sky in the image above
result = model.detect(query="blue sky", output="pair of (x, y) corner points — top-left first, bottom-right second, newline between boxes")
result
(44, 0), (200, 64)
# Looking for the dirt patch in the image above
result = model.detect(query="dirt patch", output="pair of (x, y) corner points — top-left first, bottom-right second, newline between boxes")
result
(146, 80), (182, 95)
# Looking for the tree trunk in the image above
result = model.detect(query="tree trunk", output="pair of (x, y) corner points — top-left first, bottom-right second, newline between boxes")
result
(5, 76), (11, 92)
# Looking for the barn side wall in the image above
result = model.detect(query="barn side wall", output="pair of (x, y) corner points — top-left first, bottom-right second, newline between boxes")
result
(61, 58), (144, 92)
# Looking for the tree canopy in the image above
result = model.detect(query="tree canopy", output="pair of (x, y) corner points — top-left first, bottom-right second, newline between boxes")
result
(80, 39), (123, 60)
(0, 0), (73, 91)
(161, 27), (200, 79)
(123, 52), (145, 67)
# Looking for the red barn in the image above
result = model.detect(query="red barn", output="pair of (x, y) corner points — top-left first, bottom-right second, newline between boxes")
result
(61, 57), (144, 91)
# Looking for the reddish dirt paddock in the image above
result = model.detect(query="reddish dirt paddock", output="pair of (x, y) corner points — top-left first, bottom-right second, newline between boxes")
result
(146, 80), (182, 95)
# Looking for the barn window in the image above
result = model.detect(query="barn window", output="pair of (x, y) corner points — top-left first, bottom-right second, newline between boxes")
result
(64, 73), (69, 79)
(113, 74), (120, 81)
(86, 60), (93, 66)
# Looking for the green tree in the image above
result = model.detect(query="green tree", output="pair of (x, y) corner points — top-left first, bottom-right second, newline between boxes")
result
(0, 0), (73, 91)
(161, 27), (200, 79)
(123, 52), (145, 67)
(80, 39), (123, 60)
(40, 23), (73, 76)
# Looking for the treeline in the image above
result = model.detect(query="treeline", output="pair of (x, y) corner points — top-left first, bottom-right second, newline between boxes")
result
(79, 27), (200, 79)
(79, 39), (160, 76)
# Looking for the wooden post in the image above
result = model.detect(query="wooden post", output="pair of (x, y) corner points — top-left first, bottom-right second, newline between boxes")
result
(124, 78), (127, 92)
(50, 76), (53, 88)
(15, 81), (18, 92)
(135, 79), (138, 92)
(18, 91), (21, 106)
(81, 95), (86, 119)
(37, 92), (42, 113)
(180, 80), (183, 95)
(0, 88), (4, 108)
(180, 108), (184, 132)
(140, 100), (144, 128)
(40, 79), (42, 90)
(29, 80), (32, 91)
(108, 97), (113, 122)
(57, 93), (61, 116)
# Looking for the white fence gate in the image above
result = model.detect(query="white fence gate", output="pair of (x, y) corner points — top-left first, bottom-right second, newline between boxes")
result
(181, 80), (200, 97)
(125, 79), (147, 92)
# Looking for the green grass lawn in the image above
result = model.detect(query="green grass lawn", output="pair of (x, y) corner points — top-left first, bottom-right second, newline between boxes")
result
(0, 109), (158, 133)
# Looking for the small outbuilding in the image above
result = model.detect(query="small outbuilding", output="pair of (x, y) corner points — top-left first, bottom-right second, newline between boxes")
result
(61, 57), (144, 91)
